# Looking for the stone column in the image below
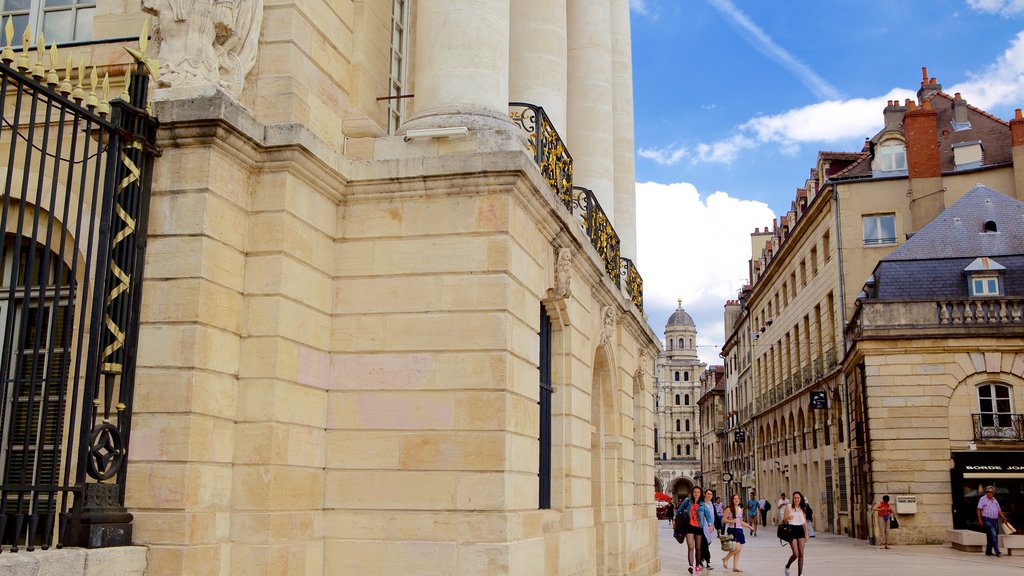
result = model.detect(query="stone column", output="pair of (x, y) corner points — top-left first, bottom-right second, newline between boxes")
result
(567, 0), (615, 222)
(405, 0), (512, 131)
(509, 0), (568, 135)
(611, 0), (636, 260)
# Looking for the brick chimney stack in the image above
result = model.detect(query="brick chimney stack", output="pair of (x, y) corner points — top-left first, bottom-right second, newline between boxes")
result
(904, 99), (940, 179)
(1009, 109), (1024, 201)
(917, 66), (943, 102)
(882, 99), (907, 132)
(1011, 108), (1024, 146)
(952, 93), (970, 128)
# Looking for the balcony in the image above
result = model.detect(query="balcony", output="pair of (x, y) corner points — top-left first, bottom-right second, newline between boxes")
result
(849, 298), (1024, 340)
(972, 413), (1024, 441)
(509, 102), (643, 313)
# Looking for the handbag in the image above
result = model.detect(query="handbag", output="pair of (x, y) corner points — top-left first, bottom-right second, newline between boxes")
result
(890, 517), (899, 529)
(720, 537), (736, 552)
(1002, 520), (1017, 535)
(777, 522), (794, 543)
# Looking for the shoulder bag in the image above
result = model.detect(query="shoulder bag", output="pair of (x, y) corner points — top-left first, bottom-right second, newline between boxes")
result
(777, 522), (794, 544)
(889, 516), (899, 529)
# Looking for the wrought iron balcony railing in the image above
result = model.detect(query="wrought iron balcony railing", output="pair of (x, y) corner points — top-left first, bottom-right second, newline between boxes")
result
(972, 413), (1024, 441)
(825, 348), (837, 369)
(813, 356), (824, 379)
(801, 365), (812, 388)
(509, 102), (573, 209)
(620, 257), (643, 313)
(510, 103), (644, 308)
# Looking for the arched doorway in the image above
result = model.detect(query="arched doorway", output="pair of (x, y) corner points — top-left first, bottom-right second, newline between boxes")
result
(591, 345), (617, 575)
(655, 476), (664, 494)
(670, 476), (695, 501)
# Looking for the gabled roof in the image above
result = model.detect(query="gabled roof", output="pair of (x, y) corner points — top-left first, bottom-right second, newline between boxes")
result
(883, 184), (1024, 261)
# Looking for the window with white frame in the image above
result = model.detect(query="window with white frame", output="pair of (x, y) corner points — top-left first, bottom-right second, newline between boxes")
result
(0, 0), (95, 47)
(387, 0), (411, 135)
(874, 141), (907, 172)
(977, 383), (1014, 437)
(862, 213), (896, 245)
(970, 274), (1001, 297)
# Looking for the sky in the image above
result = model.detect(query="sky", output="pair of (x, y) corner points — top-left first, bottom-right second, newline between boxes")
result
(630, 0), (1024, 365)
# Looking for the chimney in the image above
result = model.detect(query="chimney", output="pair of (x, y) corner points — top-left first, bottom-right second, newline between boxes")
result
(1011, 108), (1024, 147)
(882, 99), (907, 132)
(904, 99), (940, 179)
(952, 92), (970, 129)
(917, 66), (942, 102)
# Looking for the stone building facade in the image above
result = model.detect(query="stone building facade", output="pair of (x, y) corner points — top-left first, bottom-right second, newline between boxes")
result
(845, 185), (1024, 544)
(654, 302), (705, 500)
(715, 67), (1024, 543)
(0, 1), (661, 574)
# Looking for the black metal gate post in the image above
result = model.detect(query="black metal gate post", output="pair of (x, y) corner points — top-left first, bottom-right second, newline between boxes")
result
(0, 25), (159, 551)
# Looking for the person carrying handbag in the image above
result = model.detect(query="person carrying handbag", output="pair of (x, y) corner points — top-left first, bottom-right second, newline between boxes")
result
(722, 493), (752, 572)
(675, 486), (715, 574)
(873, 494), (897, 549)
(782, 491), (809, 576)
(977, 485), (1008, 557)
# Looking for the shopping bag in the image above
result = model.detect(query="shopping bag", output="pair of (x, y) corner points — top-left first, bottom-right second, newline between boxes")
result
(1002, 520), (1017, 535)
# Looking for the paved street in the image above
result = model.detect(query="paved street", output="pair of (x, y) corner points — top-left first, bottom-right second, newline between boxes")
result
(655, 520), (1024, 576)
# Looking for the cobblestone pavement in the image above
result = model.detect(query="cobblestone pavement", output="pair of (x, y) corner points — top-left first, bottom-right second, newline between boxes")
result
(655, 520), (1024, 576)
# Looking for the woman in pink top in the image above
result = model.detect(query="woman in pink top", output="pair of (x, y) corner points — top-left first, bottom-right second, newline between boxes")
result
(872, 495), (897, 549)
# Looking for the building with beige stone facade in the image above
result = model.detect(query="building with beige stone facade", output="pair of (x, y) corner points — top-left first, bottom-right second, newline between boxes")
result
(696, 365), (724, 498)
(0, 1), (661, 575)
(654, 303), (704, 500)
(715, 67), (1024, 543)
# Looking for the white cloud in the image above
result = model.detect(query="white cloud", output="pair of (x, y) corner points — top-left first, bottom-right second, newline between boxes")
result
(638, 144), (688, 165)
(968, 0), (1024, 15)
(947, 30), (1024, 109)
(637, 134), (756, 166)
(630, 0), (650, 15)
(706, 0), (841, 100)
(636, 181), (775, 359)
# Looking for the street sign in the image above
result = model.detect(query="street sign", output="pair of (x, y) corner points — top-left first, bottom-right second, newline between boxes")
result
(810, 390), (829, 410)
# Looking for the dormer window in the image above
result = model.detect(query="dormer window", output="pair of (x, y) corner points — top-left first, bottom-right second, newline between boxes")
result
(965, 257), (1005, 297)
(984, 220), (997, 233)
(874, 141), (907, 173)
(953, 141), (983, 170)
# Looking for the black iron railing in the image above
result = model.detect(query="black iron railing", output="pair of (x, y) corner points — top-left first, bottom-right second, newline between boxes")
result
(569, 186), (620, 285)
(510, 103), (648, 309)
(620, 257), (643, 313)
(509, 102), (573, 208)
(0, 33), (158, 551)
(972, 413), (1024, 441)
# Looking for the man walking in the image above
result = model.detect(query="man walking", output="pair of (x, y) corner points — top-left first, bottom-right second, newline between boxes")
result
(977, 485), (1008, 557)
(746, 492), (760, 536)
(759, 495), (769, 527)
(777, 493), (790, 525)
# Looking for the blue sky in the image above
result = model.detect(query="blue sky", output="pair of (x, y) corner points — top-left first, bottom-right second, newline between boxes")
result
(630, 0), (1024, 364)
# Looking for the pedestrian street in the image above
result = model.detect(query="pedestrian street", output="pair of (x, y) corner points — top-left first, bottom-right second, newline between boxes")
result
(655, 520), (1024, 576)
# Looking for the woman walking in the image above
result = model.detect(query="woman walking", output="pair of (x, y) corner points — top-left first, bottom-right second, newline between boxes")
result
(700, 489), (716, 570)
(674, 485), (714, 574)
(783, 491), (809, 576)
(873, 495), (896, 549)
(722, 493), (752, 572)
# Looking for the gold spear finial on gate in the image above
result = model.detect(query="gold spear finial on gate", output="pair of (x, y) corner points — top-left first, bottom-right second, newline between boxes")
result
(59, 54), (73, 95)
(86, 66), (99, 109)
(124, 19), (157, 80)
(120, 66), (131, 102)
(72, 57), (85, 102)
(1, 17), (14, 64)
(98, 73), (111, 116)
(32, 33), (46, 79)
(46, 43), (60, 87)
(16, 25), (31, 71)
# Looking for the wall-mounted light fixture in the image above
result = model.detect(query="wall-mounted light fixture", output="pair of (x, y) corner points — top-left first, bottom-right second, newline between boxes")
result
(403, 126), (469, 142)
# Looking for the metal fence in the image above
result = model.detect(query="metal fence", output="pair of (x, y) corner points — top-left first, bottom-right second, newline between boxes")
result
(0, 35), (157, 551)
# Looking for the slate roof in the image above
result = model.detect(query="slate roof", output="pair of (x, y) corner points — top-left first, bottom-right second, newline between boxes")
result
(832, 92), (1013, 181)
(872, 185), (1024, 300)
(884, 185), (1024, 260)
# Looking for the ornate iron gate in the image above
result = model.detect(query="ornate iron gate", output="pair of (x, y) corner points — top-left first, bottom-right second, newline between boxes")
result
(0, 29), (158, 551)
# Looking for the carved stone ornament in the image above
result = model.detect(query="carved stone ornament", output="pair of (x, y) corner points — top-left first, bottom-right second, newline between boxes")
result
(636, 347), (649, 381)
(547, 248), (572, 300)
(599, 305), (617, 347)
(143, 0), (263, 97)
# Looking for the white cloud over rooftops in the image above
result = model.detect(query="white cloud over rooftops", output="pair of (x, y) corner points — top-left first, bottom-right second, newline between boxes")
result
(636, 182), (775, 350)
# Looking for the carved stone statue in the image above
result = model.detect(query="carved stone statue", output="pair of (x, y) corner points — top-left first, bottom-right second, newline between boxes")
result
(549, 248), (572, 300)
(142, 0), (263, 97)
(600, 305), (617, 347)
(636, 347), (649, 384)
